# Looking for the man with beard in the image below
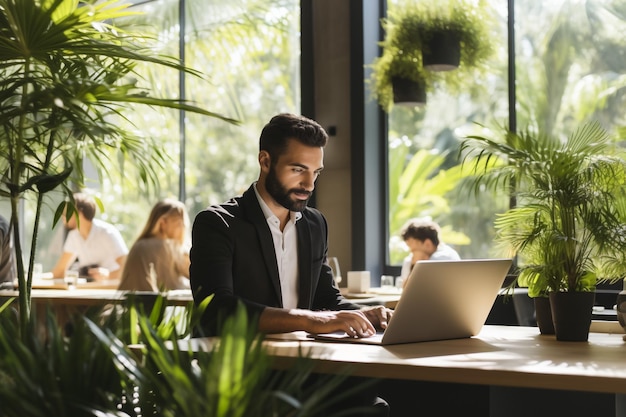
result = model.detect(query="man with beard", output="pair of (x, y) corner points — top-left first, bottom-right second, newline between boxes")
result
(190, 114), (392, 416)
(51, 192), (128, 281)
(190, 113), (392, 338)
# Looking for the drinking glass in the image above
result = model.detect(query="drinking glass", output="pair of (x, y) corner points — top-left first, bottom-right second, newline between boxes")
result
(381, 275), (394, 288)
(328, 257), (342, 285)
(66, 270), (79, 287)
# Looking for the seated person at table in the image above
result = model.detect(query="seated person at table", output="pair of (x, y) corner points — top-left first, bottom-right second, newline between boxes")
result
(399, 217), (460, 287)
(190, 113), (392, 416)
(118, 198), (191, 292)
(0, 214), (15, 285)
(51, 192), (128, 281)
(190, 113), (393, 338)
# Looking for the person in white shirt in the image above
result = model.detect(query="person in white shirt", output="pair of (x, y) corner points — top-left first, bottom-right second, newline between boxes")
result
(399, 217), (460, 287)
(52, 192), (128, 281)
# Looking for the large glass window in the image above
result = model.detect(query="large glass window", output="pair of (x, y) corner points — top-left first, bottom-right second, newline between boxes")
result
(385, 0), (626, 267)
(28, 0), (301, 270)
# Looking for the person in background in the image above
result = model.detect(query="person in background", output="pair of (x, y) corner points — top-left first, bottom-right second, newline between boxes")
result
(51, 192), (128, 281)
(399, 217), (461, 287)
(0, 214), (15, 285)
(118, 198), (190, 292)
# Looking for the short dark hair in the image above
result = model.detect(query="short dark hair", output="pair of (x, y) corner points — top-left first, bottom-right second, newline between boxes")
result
(73, 193), (97, 221)
(259, 113), (328, 161)
(401, 219), (440, 246)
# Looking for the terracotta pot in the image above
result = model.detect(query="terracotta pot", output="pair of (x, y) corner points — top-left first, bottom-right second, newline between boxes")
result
(534, 296), (555, 335)
(422, 31), (461, 71)
(392, 77), (426, 106)
(549, 291), (595, 342)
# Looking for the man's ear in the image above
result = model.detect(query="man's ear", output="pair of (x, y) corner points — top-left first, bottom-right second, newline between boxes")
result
(259, 150), (271, 172)
(426, 239), (437, 253)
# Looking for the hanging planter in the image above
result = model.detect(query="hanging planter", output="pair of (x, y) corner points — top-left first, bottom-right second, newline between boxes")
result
(422, 31), (461, 71)
(368, 0), (495, 101)
(392, 76), (426, 106)
(369, 47), (429, 112)
(368, 0), (496, 111)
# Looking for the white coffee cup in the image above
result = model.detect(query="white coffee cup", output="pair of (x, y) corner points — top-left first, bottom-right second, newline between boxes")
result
(32, 263), (43, 280)
(347, 271), (371, 293)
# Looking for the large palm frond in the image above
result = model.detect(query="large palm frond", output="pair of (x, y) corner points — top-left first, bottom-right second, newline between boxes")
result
(0, 0), (238, 333)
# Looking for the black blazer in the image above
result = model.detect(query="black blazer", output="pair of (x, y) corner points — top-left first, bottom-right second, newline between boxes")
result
(190, 184), (358, 334)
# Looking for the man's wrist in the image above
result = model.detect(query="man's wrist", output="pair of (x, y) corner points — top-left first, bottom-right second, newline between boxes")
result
(259, 307), (314, 333)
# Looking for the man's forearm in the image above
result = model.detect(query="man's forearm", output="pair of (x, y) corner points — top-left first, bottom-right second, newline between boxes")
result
(258, 307), (379, 338)
(257, 307), (311, 334)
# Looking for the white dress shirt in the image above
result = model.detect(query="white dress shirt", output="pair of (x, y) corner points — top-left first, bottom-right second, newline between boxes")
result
(253, 183), (302, 309)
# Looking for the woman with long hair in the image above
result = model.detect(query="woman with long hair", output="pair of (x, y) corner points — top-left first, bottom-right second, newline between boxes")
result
(118, 199), (190, 291)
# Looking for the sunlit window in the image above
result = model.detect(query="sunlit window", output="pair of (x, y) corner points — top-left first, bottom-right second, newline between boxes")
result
(28, 0), (301, 269)
(385, 0), (626, 266)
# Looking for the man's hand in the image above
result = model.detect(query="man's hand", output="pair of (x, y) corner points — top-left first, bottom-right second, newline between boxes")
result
(258, 307), (390, 338)
(298, 309), (377, 338)
(360, 306), (393, 330)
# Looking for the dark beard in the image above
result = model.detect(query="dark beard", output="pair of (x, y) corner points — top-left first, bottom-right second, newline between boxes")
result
(265, 165), (311, 212)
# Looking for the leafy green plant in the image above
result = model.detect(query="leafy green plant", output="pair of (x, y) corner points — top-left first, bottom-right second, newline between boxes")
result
(461, 121), (626, 296)
(0, 307), (128, 417)
(389, 0), (495, 71)
(388, 145), (470, 263)
(91, 301), (370, 417)
(0, 0), (237, 333)
(0, 295), (371, 417)
(369, 46), (428, 112)
(369, 0), (496, 111)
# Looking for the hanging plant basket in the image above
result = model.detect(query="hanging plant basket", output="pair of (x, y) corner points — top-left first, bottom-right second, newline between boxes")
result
(392, 77), (427, 106)
(422, 31), (461, 71)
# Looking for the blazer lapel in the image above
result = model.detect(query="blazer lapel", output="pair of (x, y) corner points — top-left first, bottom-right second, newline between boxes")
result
(241, 186), (283, 306)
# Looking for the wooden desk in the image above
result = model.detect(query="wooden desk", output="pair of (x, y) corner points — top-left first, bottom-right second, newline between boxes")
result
(340, 287), (401, 308)
(0, 289), (194, 337)
(0, 289), (193, 307)
(172, 326), (626, 416)
(179, 325), (626, 395)
(29, 279), (122, 290)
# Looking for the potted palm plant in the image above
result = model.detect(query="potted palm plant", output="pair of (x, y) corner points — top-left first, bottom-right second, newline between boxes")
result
(0, 0), (237, 335)
(461, 122), (626, 341)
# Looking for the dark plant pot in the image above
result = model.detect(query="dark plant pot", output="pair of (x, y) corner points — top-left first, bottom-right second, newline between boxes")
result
(617, 290), (626, 332)
(422, 31), (461, 71)
(534, 296), (555, 335)
(391, 77), (426, 106)
(549, 291), (595, 342)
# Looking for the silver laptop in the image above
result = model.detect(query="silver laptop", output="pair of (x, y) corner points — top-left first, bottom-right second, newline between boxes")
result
(313, 258), (512, 345)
